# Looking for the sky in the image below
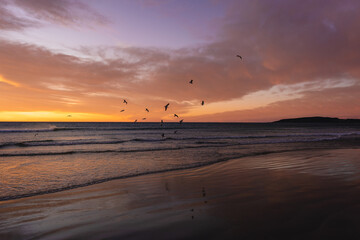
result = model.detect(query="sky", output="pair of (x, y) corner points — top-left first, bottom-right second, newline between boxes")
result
(0, 0), (359, 122)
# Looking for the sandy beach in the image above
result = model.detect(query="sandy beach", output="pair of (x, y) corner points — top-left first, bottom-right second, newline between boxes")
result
(1, 148), (360, 239)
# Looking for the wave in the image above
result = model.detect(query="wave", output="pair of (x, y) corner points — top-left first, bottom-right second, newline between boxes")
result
(0, 139), (129, 148)
(172, 132), (360, 141)
(0, 135), (350, 157)
(1, 131), (359, 149)
(0, 144), (228, 157)
(0, 148), (312, 201)
(0, 138), (169, 149)
(0, 127), (57, 133)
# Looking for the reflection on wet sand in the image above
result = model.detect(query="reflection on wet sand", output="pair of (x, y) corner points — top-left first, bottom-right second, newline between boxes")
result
(1, 148), (360, 239)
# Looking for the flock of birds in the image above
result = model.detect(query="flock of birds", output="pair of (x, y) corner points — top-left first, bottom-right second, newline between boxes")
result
(118, 55), (243, 138)
(119, 79), (202, 137)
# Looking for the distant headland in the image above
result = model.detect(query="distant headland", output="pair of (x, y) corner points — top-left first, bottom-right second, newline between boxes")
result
(274, 117), (360, 123)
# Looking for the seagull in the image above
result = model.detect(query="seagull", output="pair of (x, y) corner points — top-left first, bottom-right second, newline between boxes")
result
(164, 103), (170, 111)
(145, 108), (149, 112)
(201, 100), (204, 106)
(120, 109), (125, 112)
(142, 118), (146, 120)
(123, 99), (128, 104)
(236, 55), (242, 60)
(189, 79), (193, 84)
(174, 114), (179, 118)
(179, 119), (184, 124)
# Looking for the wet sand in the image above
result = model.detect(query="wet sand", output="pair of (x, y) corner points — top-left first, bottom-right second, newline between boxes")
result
(1, 148), (360, 239)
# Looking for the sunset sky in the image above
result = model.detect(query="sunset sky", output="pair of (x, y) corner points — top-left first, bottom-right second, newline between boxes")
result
(0, 0), (359, 122)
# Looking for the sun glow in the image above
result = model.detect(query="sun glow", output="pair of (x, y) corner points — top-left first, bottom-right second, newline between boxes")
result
(183, 78), (358, 118)
(0, 75), (20, 87)
(0, 111), (129, 122)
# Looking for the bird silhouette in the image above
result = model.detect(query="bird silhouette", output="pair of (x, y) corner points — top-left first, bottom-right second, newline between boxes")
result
(174, 114), (179, 118)
(134, 119), (137, 123)
(142, 118), (146, 120)
(236, 55), (242, 60)
(189, 80), (193, 84)
(164, 103), (169, 111)
(120, 109), (125, 112)
(67, 115), (72, 117)
(145, 108), (149, 112)
(123, 99), (128, 104)
(201, 100), (204, 106)
(179, 119), (184, 124)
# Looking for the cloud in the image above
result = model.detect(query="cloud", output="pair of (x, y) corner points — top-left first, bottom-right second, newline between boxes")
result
(43, 82), (75, 91)
(0, 75), (20, 87)
(13, 0), (108, 26)
(220, 0), (360, 81)
(0, 1), (38, 30)
(0, 0), (108, 31)
(186, 85), (360, 122)
(183, 78), (358, 118)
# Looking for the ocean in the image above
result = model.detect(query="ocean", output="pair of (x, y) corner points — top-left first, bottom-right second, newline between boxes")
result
(1, 122), (360, 201)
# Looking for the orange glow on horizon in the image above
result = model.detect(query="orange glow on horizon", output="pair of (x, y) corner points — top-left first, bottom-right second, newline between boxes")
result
(0, 111), (131, 122)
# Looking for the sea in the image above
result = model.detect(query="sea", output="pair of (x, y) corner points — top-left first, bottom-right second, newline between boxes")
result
(1, 121), (359, 201)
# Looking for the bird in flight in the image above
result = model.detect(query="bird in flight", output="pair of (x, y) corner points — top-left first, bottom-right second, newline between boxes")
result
(120, 109), (125, 112)
(123, 99), (128, 104)
(201, 100), (204, 106)
(142, 118), (146, 120)
(67, 115), (72, 117)
(236, 55), (242, 60)
(179, 119), (184, 124)
(164, 103), (170, 111)
(145, 108), (149, 112)
(189, 80), (193, 84)
(174, 114), (179, 118)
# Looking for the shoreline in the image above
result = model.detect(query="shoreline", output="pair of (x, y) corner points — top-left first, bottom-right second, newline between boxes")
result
(2, 148), (360, 239)
(2, 142), (359, 202)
